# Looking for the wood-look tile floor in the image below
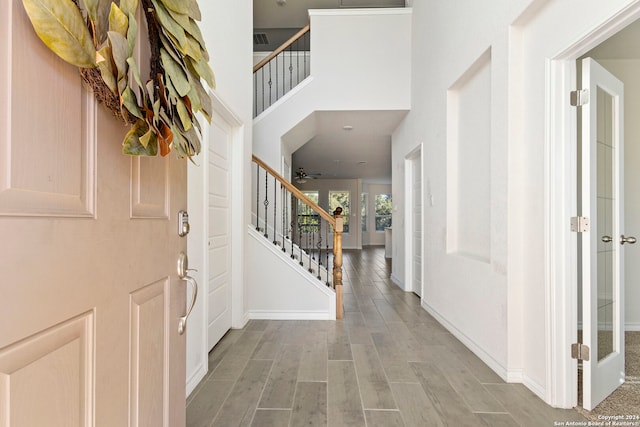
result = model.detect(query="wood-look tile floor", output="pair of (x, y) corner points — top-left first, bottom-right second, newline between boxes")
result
(186, 247), (587, 427)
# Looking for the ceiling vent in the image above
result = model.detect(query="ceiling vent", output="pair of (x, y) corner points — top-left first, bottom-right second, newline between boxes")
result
(253, 33), (269, 45)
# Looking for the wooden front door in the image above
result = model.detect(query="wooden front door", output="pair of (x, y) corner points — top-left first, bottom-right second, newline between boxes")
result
(0, 1), (187, 425)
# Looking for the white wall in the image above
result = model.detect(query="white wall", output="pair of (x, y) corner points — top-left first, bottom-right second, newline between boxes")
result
(199, 0), (253, 327)
(186, 0), (253, 396)
(392, 0), (522, 387)
(392, 0), (640, 406)
(253, 8), (411, 171)
(598, 59), (640, 331)
(247, 228), (336, 319)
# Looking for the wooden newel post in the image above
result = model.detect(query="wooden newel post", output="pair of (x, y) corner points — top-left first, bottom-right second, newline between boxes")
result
(333, 207), (344, 320)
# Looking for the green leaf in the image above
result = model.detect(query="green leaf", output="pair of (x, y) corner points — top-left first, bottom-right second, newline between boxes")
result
(108, 3), (128, 37)
(186, 18), (206, 51)
(152, 0), (187, 50)
(183, 34), (202, 61)
(190, 71), (211, 122)
(161, 48), (191, 97)
(95, 0), (110, 44)
(126, 13), (138, 57)
(176, 98), (192, 131)
(187, 56), (215, 89)
(160, 0), (188, 14)
(79, 0), (98, 25)
(139, 128), (155, 148)
(108, 31), (128, 82)
(122, 120), (158, 156)
(119, 0), (138, 16)
(126, 56), (147, 105)
(96, 45), (116, 92)
(165, 6), (191, 30)
(188, 0), (201, 21)
(122, 87), (143, 119)
(170, 123), (189, 158)
(22, 0), (97, 67)
(186, 85), (201, 116)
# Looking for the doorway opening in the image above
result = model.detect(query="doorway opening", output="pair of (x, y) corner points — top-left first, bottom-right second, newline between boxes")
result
(404, 145), (423, 297)
(574, 19), (640, 416)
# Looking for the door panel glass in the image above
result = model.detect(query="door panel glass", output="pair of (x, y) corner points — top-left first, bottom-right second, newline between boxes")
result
(596, 86), (616, 362)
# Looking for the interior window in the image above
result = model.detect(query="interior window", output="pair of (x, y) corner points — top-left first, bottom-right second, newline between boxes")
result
(329, 191), (350, 233)
(297, 191), (319, 232)
(375, 194), (392, 231)
(361, 193), (368, 232)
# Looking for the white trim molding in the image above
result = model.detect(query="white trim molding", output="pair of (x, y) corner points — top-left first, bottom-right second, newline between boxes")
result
(422, 300), (508, 382)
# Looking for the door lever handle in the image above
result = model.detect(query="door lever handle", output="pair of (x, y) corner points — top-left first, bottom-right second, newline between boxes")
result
(176, 252), (198, 335)
(621, 235), (637, 245)
(178, 275), (197, 335)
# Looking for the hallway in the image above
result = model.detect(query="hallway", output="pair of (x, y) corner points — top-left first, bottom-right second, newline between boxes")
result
(186, 247), (587, 426)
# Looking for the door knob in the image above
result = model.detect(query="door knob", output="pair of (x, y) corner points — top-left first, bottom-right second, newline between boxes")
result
(620, 235), (637, 245)
(177, 252), (198, 335)
(601, 235), (613, 243)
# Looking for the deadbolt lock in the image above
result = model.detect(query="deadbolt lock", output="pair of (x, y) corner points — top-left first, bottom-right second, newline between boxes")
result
(178, 210), (190, 237)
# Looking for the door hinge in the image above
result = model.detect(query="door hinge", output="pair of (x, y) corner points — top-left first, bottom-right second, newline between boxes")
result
(571, 343), (590, 361)
(571, 216), (590, 232)
(570, 89), (589, 106)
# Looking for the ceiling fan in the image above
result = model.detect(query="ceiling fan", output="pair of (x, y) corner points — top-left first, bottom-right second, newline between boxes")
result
(295, 167), (321, 184)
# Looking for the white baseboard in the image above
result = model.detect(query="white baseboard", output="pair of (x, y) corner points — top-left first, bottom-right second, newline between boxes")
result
(248, 310), (335, 320)
(235, 312), (250, 329)
(186, 362), (208, 398)
(522, 374), (547, 402)
(390, 273), (403, 288)
(421, 300), (508, 381)
(626, 322), (640, 331)
(506, 368), (523, 383)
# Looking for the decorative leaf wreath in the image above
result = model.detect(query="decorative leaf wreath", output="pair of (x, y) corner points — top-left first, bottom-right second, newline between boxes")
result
(21, 0), (215, 158)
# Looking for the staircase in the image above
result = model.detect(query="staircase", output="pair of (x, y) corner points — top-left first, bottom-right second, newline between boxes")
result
(250, 155), (344, 319)
(248, 8), (411, 321)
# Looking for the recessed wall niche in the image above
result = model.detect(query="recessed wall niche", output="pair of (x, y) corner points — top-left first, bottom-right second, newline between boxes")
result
(446, 48), (492, 263)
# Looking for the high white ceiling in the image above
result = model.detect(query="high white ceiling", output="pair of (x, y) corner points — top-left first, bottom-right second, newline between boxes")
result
(254, 0), (407, 183)
(254, 0), (406, 29)
(289, 111), (408, 183)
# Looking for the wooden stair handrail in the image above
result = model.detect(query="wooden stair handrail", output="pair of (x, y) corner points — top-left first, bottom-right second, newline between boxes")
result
(252, 155), (335, 225)
(253, 24), (311, 73)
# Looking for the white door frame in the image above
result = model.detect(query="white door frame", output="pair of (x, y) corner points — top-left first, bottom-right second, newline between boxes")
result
(404, 144), (423, 294)
(546, 4), (640, 408)
(186, 91), (244, 396)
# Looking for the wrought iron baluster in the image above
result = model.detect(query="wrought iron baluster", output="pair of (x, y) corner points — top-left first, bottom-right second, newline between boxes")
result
(268, 61), (273, 107)
(255, 164), (260, 231)
(291, 193), (296, 258)
(299, 222), (304, 266)
(316, 223), (322, 280)
(254, 72), (258, 117)
(304, 33), (308, 79)
(263, 169), (269, 238)
(326, 220), (330, 286)
(289, 45), (293, 90)
(261, 68), (265, 115)
(275, 54), (279, 102)
(296, 39), (304, 84)
(273, 176), (277, 245)
(281, 187), (286, 251)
